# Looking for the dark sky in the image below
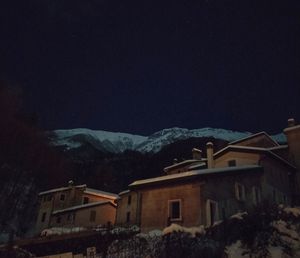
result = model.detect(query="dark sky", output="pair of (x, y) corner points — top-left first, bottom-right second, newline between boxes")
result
(1, 0), (300, 135)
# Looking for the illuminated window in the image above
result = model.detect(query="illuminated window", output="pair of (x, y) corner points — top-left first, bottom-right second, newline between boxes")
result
(168, 199), (182, 221)
(235, 182), (245, 201)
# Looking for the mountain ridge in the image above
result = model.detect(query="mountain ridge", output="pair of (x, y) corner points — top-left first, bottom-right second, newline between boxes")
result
(49, 127), (286, 154)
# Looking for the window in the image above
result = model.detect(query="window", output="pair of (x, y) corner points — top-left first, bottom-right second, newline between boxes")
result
(283, 195), (287, 204)
(206, 199), (219, 226)
(67, 213), (74, 221)
(127, 195), (131, 205)
(252, 186), (261, 205)
(83, 197), (89, 204)
(273, 189), (277, 202)
(41, 212), (46, 223)
(60, 194), (65, 201)
(56, 216), (61, 224)
(126, 212), (131, 223)
(235, 182), (245, 201)
(168, 199), (182, 221)
(90, 210), (96, 222)
(228, 160), (236, 167)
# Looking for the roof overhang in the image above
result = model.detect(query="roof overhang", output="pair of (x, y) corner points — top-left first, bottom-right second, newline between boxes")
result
(129, 165), (263, 189)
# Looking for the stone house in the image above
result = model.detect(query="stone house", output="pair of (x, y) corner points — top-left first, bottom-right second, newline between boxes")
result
(35, 181), (118, 234)
(116, 119), (300, 232)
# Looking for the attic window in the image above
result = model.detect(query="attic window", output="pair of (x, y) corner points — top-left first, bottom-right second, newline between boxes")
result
(235, 182), (245, 201)
(228, 160), (236, 167)
(168, 199), (182, 221)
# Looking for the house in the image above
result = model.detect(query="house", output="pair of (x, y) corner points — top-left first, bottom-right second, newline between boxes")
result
(116, 119), (300, 232)
(35, 181), (118, 234)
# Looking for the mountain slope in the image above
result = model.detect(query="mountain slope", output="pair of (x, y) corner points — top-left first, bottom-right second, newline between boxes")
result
(49, 127), (287, 154)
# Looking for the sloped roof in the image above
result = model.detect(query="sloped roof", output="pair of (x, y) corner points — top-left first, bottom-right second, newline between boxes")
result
(52, 201), (116, 215)
(38, 184), (87, 196)
(214, 145), (296, 170)
(130, 165), (262, 188)
(163, 159), (207, 172)
(229, 131), (279, 147)
(118, 190), (130, 196)
(84, 188), (118, 199)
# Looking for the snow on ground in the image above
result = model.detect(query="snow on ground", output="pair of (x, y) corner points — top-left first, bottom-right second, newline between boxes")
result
(40, 227), (86, 236)
(163, 223), (205, 237)
(283, 207), (300, 217)
(272, 220), (300, 247)
(225, 240), (250, 258)
(230, 211), (248, 220)
(110, 225), (140, 235)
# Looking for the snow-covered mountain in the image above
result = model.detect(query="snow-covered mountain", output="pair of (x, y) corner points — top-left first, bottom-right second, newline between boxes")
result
(50, 128), (147, 153)
(49, 127), (286, 153)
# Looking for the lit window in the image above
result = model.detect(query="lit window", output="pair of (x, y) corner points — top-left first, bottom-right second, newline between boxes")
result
(235, 182), (245, 201)
(252, 186), (261, 205)
(168, 199), (182, 221)
(90, 210), (96, 222)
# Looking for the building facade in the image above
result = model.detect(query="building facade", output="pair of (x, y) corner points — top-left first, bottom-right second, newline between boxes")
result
(35, 181), (118, 234)
(116, 119), (299, 232)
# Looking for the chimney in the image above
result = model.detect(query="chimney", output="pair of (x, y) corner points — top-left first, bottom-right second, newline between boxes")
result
(206, 142), (214, 169)
(192, 148), (202, 160)
(288, 118), (296, 127)
(68, 180), (76, 206)
(68, 180), (74, 187)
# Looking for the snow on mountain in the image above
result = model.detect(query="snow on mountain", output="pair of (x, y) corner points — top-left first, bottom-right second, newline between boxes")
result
(271, 133), (287, 143)
(135, 127), (251, 153)
(49, 127), (286, 153)
(51, 128), (147, 153)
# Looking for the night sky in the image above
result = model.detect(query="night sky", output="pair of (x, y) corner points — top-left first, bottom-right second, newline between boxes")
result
(1, 0), (300, 135)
